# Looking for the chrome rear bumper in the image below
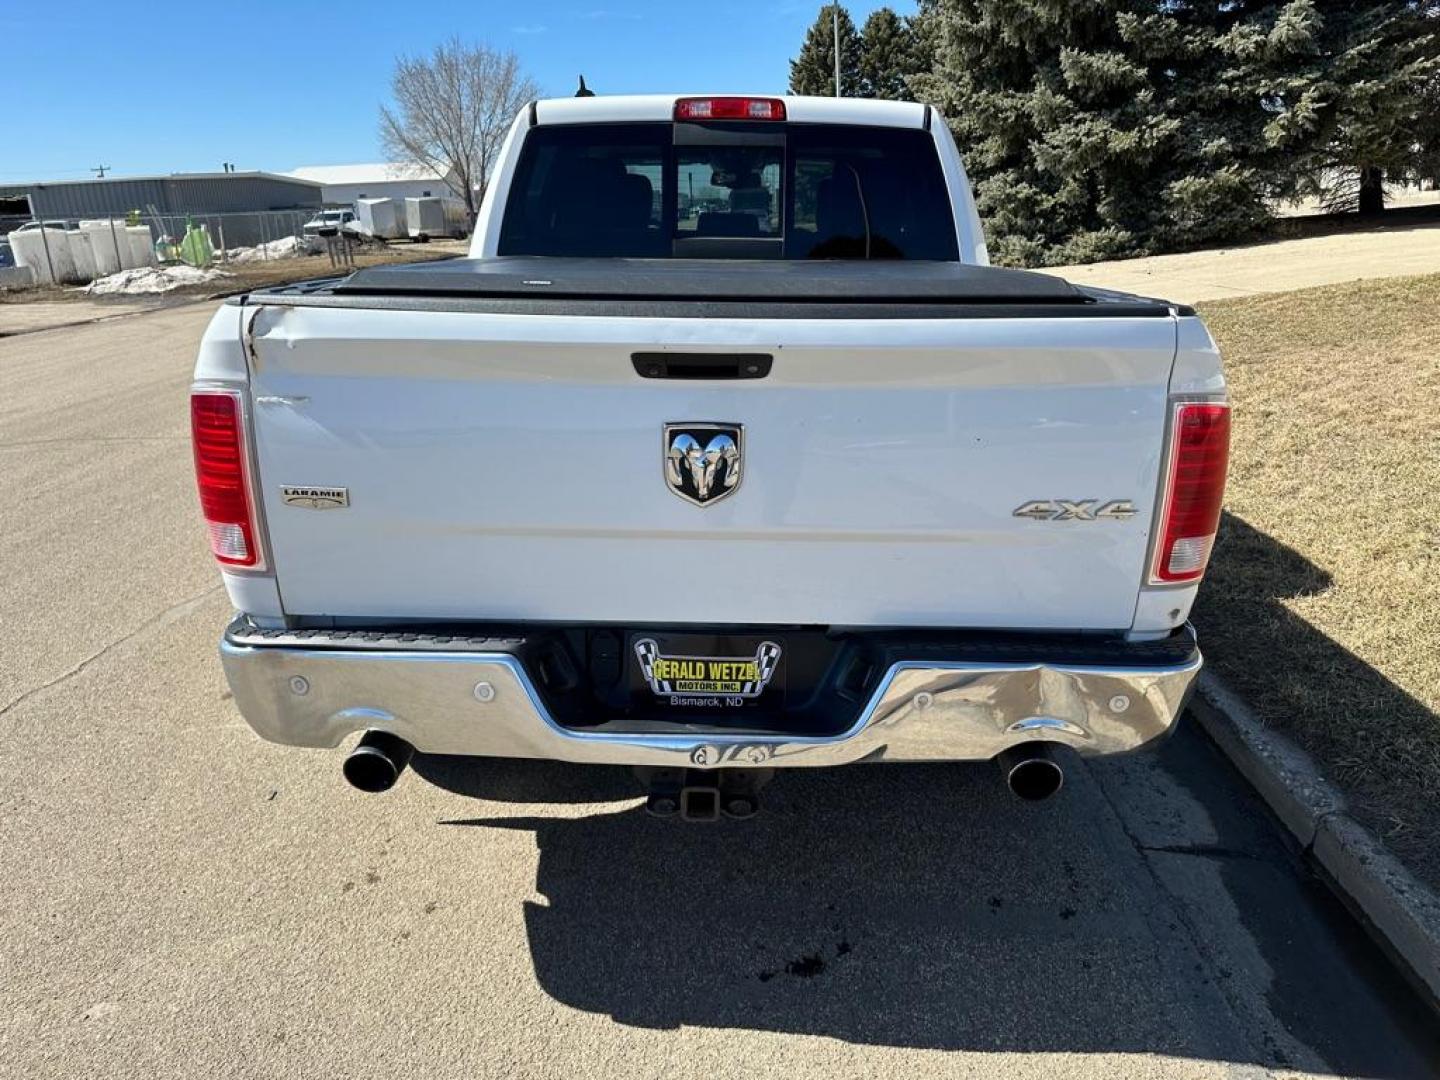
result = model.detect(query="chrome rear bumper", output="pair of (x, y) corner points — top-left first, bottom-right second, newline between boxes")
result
(219, 619), (1201, 768)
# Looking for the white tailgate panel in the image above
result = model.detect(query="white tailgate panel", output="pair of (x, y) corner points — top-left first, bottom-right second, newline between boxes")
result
(248, 306), (1174, 629)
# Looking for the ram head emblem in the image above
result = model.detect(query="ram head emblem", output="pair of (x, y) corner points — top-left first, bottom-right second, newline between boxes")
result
(663, 424), (743, 506)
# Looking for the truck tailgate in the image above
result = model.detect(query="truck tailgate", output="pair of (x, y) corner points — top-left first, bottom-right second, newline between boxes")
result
(244, 303), (1175, 630)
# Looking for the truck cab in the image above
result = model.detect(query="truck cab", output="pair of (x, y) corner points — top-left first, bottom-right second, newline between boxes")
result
(470, 95), (988, 264)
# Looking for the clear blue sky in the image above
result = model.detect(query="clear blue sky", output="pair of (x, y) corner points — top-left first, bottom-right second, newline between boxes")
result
(1, 0), (912, 182)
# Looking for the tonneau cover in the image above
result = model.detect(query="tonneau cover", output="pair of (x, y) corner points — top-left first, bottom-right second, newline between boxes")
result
(332, 256), (1089, 304)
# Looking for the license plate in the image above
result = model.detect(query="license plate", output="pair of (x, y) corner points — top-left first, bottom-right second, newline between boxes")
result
(630, 633), (785, 713)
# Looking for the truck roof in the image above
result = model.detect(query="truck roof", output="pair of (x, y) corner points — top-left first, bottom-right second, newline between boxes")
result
(532, 94), (931, 130)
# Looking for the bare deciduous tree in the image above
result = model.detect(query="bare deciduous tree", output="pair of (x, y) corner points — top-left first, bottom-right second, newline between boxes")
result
(380, 38), (540, 223)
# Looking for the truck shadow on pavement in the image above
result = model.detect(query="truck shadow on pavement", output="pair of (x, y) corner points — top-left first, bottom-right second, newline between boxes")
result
(403, 512), (1440, 1065)
(405, 511), (1440, 1068)
(1200, 512), (1440, 880)
(420, 757), (1179, 1053)
(412, 738), (1438, 1070)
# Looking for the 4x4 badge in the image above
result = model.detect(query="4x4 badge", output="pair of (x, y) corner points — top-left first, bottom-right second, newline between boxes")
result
(1012, 499), (1136, 521)
(663, 423), (743, 506)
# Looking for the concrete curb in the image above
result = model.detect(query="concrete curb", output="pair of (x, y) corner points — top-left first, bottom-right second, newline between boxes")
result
(1194, 672), (1440, 1012)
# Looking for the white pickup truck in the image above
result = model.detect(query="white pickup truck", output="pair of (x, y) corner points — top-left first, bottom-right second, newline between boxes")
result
(192, 94), (1228, 818)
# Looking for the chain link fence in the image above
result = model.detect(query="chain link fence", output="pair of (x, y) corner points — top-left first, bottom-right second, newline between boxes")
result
(145, 208), (311, 256)
(0, 207), (321, 286)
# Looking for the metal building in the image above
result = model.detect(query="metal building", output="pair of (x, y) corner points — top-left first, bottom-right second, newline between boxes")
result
(286, 163), (455, 206)
(0, 171), (323, 247)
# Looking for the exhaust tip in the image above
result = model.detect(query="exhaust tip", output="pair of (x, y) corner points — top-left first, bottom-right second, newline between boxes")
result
(343, 730), (414, 793)
(998, 743), (1065, 802)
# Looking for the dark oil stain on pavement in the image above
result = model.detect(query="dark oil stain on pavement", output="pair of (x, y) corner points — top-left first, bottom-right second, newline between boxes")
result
(417, 723), (1440, 1076)
(756, 939), (852, 983)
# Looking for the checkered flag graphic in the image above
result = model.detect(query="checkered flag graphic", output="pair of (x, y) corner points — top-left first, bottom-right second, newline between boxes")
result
(744, 641), (783, 695)
(634, 638), (665, 693)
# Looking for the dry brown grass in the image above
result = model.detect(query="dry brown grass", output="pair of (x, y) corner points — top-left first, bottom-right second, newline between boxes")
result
(210, 241), (465, 293)
(1196, 273), (1440, 885)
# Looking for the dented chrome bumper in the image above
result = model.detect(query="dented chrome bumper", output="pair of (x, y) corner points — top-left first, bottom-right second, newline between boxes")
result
(219, 619), (1201, 768)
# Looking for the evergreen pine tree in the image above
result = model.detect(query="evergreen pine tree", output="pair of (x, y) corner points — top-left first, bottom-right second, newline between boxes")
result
(790, 4), (862, 97)
(907, 0), (942, 82)
(1233, 1), (1440, 214)
(858, 8), (919, 100)
(910, 1), (1291, 265)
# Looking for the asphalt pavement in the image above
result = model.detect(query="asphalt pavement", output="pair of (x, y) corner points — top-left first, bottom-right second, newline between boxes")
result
(3, 304), (1438, 1079)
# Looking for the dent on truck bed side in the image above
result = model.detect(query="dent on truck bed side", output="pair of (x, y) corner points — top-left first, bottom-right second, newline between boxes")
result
(1169, 314), (1226, 397)
(193, 304), (249, 383)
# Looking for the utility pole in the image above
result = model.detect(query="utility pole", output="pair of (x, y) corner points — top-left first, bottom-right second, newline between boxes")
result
(92, 164), (111, 178)
(833, 6), (842, 97)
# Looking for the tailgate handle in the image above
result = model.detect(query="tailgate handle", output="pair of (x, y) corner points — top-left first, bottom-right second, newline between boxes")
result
(632, 353), (772, 380)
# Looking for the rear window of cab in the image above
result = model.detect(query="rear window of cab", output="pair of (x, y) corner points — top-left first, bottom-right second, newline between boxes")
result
(498, 122), (958, 261)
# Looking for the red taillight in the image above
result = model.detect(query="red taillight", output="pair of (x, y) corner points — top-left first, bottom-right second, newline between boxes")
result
(191, 389), (262, 569)
(1151, 402), (1230, 583)
(674, 97), (786, 121)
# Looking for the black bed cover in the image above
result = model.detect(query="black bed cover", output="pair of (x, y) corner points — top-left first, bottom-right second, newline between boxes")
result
(247, 257), (1187, 318)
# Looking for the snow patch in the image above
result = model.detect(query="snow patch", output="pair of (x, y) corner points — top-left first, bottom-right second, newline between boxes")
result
(85, 265), (230, 295)
(220, 236), (309, 262)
